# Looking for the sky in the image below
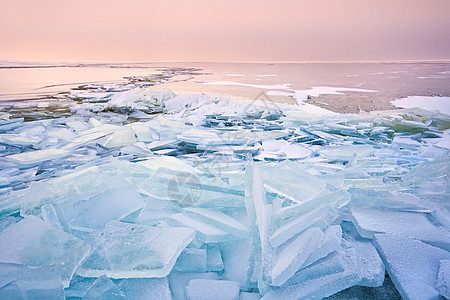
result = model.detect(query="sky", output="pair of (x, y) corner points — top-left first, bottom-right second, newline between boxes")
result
(1, 0), (450, 62)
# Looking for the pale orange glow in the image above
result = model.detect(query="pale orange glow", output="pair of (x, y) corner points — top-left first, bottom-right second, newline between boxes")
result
(1, 0), (449, 62)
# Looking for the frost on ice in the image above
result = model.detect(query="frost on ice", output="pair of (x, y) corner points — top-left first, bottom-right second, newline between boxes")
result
(0, 87), (449, 299)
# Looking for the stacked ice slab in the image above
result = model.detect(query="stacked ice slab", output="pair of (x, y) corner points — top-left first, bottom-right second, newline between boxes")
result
(0, 87), (449, 299)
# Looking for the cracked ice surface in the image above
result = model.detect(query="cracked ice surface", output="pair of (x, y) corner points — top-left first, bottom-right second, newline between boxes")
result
(0, 87), (449, 299)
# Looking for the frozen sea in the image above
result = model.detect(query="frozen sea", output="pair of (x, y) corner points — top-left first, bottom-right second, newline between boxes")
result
(0, 60), (449, 299)
(1, 60), (450, 113)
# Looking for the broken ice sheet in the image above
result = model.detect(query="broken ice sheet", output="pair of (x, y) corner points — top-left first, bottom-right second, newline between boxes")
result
(77, 221), (195, 278)
(0, 216), (90, 288)
(1, 86), (450, 299)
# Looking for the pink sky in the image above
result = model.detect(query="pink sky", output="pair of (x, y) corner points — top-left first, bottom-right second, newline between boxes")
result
(1, 0), (450, 62)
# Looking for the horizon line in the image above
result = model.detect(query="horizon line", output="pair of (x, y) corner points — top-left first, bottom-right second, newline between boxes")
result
(1, 58), (450, 65)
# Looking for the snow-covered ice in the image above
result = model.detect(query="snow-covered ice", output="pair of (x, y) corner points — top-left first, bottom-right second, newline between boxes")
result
(391, 95), (450, 115)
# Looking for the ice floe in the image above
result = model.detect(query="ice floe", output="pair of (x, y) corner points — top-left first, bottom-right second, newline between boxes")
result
(0, 87), (449, 299)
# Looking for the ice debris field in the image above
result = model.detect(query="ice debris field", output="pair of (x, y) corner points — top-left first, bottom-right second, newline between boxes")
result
(0, 87), (449, 299)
